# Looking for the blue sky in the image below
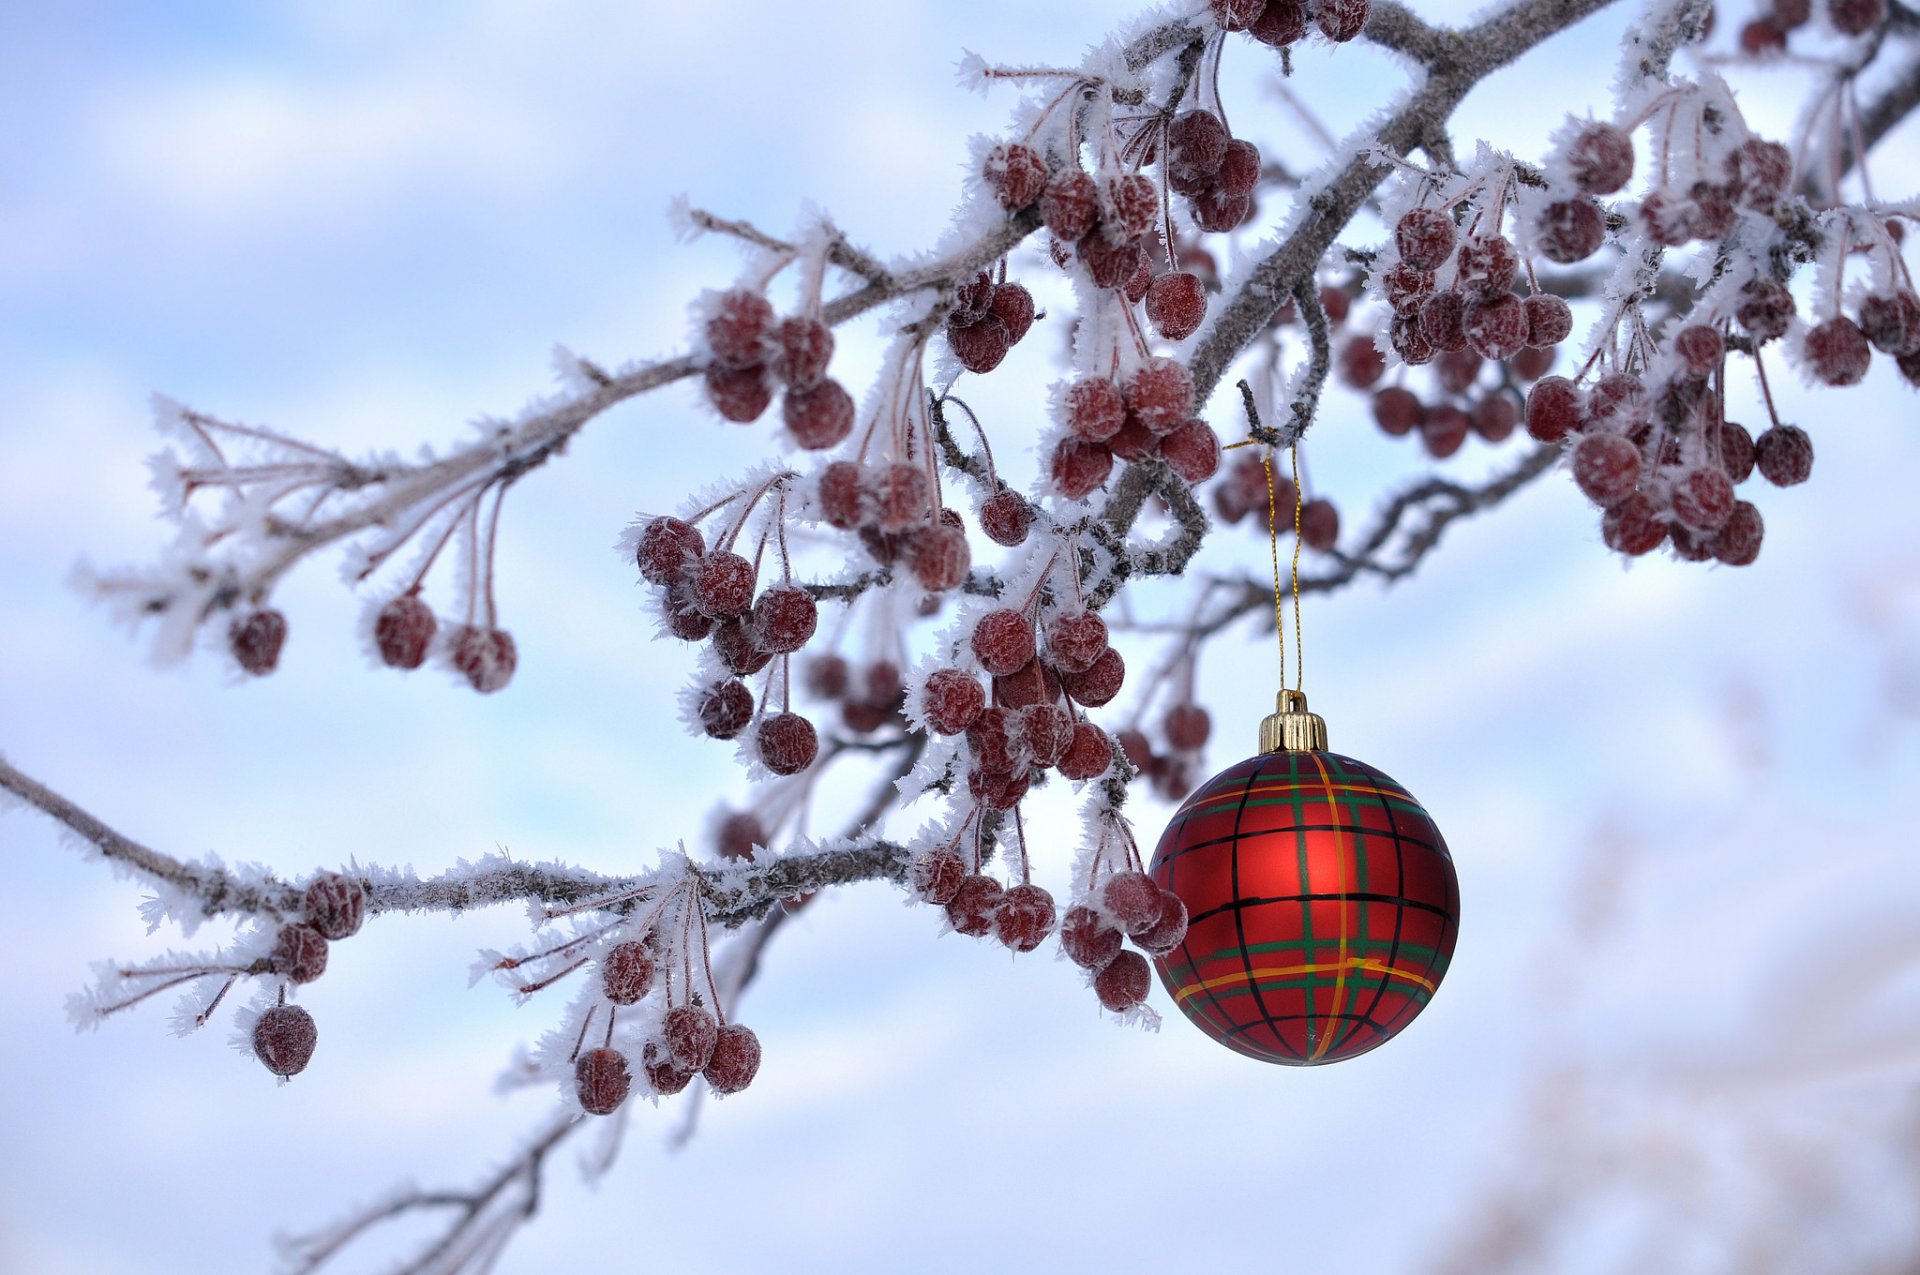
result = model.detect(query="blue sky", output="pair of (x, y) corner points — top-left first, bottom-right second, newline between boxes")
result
(4, 2), (1920, 1272)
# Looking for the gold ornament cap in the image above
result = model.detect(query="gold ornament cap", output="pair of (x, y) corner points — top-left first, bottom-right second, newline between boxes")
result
(1259, 689), (1328, 753)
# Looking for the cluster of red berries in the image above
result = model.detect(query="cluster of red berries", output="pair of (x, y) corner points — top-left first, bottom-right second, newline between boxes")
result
(574, 936), (762, 1115)
(946, 269), (1036, 375)
(639, 514), (821, 775)
(1115, 701), (1213, 803)
(1050, 360), (1221, 500)
(1742, 0), (1885, 52)
(1209, 448), (1340, 550)
(1634, 135), (1793, 251)
(805, 654), (907, 736)
(228, 594), (515, 694)
(1382, 208), (1575, 367)
(251, 871), (368, 1078)
(1061, 870), (1189, 1014)
(1166, 108), (1261, 240)
(814, 460), (975, 590)
(1364, 344), (1551, 458)
(702, 288), (855, 450)
(913, 846), (1062, 953)
(1791, 281), (1920, 388)
(1210, 0), (1372, 47)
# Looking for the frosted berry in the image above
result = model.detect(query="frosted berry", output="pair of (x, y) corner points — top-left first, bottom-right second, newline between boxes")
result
(1051, 438), (1114, 501)
(1422, 404), (1471, 458)
(1103, 871), (1162, 935)
(1337, 335), (1387, 388)
(449, 625), (516, 693)
(1170, 110), (1229, 181)
(664, 1004), (719, 1071)
(253, 1004), (317, 1077)
(1464, 294), (1529, 360)
(1572, 432), (1643, 506)
(973, 609), (1037, 676)
(601, 941), (655, 1006)
(1164, 704), (1212, 751)
(1095, 950), (1153, 1011)
(1251, 0), (1308, 44)
(1372, 386), (1424, 436)
(1147, 272), (1208, 341)
(1057, 722), (1113, 780)
(1565, 123), (1634, 194)
(373, 594), (436, 670)
(638, 517), (704, 585)
(995, 883), (1058, 952)
(713, 617), (772, 677)
(716, 810), (763, 861)
(873, 463), (930, 531)
(1455, 235), (1519, 297)
(1732, 139), (1792, 207)
(980, 489), (1033, 546)
(1380, 263), (1436, 315)
(1211, 0), (1267, 26)
(1525, 377), (1584, 441)
(704, 1023), (762, 1095)
(784, 377), (855, 449)
(1044, 611), (1107, 676)
(1081, 233), (1144, 290)
(572, 1052), (633, 1121)
(303, 872), (367, 941)
(991, 283), (1036, 344)
(913, 847), (968, 905)
(1671, 324), (1723, 375)
(1394, 208), (1456, 271)
(642, 1041), (694, 1096)
(1216, 139), (1261, 199)
(954, 272), (995, 321)
(1104, 174), (1159, 241)
(948, 314), (1012, 375)
(1418, 290), (1467, 352)
(922, 668), (986, 734)
(1300, 498), (1340, 551)
(1059, 645), (1124, 707)
(1064, 378), (1127, 442)
(774, 316), (834, 390)
(1754, 424), (1812, 485)
(1061, 904), (1124, 969)
(752, 586), (818, 654)
(689, 552), (756, 618)
(968, 705), (1021, 775)
(1435, 349), (1483, 397)
(985, 142), (1048, 210)
(1859, 292), (1920, 355)
(968, 765), (1031, 810)
(947, 874), (1007, 937)
(1041, 169), (1098, 242)
(1670, 465), (1737, 532)
(1189, 185), (1251, 234)
(1803, 317), (1871, 385)
(664, 586), (717, 642)
(1390, 311), (1435, 365)
(1601, 491), (1667, 556)
(1161, 419), (1222, 483)
(1511, 344), (1557, 381)
(1135, 888), (1190, 956)
(1473, 392), (1520, 443)
(757, 712), (818, 775)
(230, 608), (287, 676)
(1588, 372), (1643, 425)
(707, 290), (775, 370)
(698, 678), (754, 740)
(1711, 500), (1764, 565)
(1107, 414), (1158, 462)
(816, 461), (866, 530)
(995, 659), (1048, 711)
(1126, 359), (1195, 435)
(1830, 0), (1886, 35)
(1737, 278), (1794, 341)
(1022, 703), (1075, 767)
(1715, 420), (1756, 483)
(906, 522), (971, 592)
(1524, 295), (1574, 348)
(1686, 181), (1737, 241)
(705, 363), (773, 423)
(1318, 0), (1370, 41)
(270, 923), (329, 984)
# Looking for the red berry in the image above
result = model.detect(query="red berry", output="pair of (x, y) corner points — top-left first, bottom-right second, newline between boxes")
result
(601, 941), (655, 1006)
(689, 552), (756, 618)
(1160, 419), (1222, 483)
(1050, 437), (1114, 500)
(1435, 349), (1483, 396)
(995, 883), (1058, 952)
(373, 595), (436, 670)
(449, 626), (516, 693)
(1147, 272), (1209, 341)
(1211, 0), (1267, 27)
(1473, 392), (1520, 443)
(716, 810), (764, 861)
(1065, 378), (1128, 442)
(703, 1022), (762, 1095)
(968, 705), (1022, 775)
(973, 609), (1037, 676)
(1525, 376), (1584, 442)
(1455, 235), (1519, 297)
(1715, 420), (1757, 483)
(1189, 184), (1252, 234)
(253, 1004), (317, 1077)
(1390, 311), (1436, 365)
(1104, 174), (1159, 241)
(1418, 290), (1468, 352)
(705, 363), (774, 423)
(1565, 123), (1635, 194)
(1216, 140), (1261, 199)
(1336, 335), (1387, 388)
(985, 142), (1048, 210)
(1045, 611), (1108, 675)
(1164, 703), (1212, 750)
(642, 1040), (694, 1096)
(922, 668), (986, 734)
(994, 659), (1049, 711)
(1524, 295), (1574, 348)
(1318, 0), (1370, 41)
(948, 314), (1013, 375)
(1775, 0), (1813, 27)
(1731, 139), (1792, 207)
(1711, 500), (1764, 565)
(913, 847), (968, 904)
(638, 517), (704, 585)
(784, 377), (855, 449)
(905, 522), (971, 592)
(1511, 345), (1557, 381)
(1080, 232), (1144, 290)
(230, 608), (287, 676)
(1169, 110), (1229, 181)
(707, 290), (775, 370)
(1737, 278), (1795, 341)
(816, 461), (866, 530)
(1059, 645), (1124, 707)
(270, 923), (329, 984)
(664, 585), (717, 642)
(1300, 498), (1340, 551)
(1669, 465), (1737, 532)
(991, 283), (1036, 344)
(1250, 0), (1308, 45)
(1830, 0), (1886, 36)
(1572, 432), (1643, 506)
(1060, 904), (1124, 969)
(979, 489), (1033, 546)
(664, 1004), (719, 1071)
(752, 586), (818, 654)
(805, 653), (850, 700)
(1754, 424), (1813, 485)
(1094, 950), (1153, 1011)
(1041, 169), (1099, 242)
(967, 764), (1032, 810)
(1022, 703), (1076, 768)
(1135, 888), (1190, 956)
(1125, 358), (1195, 435)
(1380, 262), (1436, 315)
(1588, 372), (1644, 426)
(1671, 324), (1723, 374)
(1106, 414), (1159, 462)
(303, 872), (366, 941)
(1057, 722), (1113, 780)
(1372, 386), (1424, 437)
(774, 316), (834, 390)
(947, 874), (1007, 937)
(1803, 317), (1871, 385)
(1601, 491), (1667, 556)
(1464, 293), (1528, 360)
(864, 659), (905, 704)
(873, 463), (930, 531)
(1103, 871), (1161, 935)
(757, 712), (818, 775)
(1422, 404), (1471, 458)
(1858, 292), (1920, 355)
(1394, 207), (1456, 271)
(698, 678), (755, 740)
(713, 617), (772, 677)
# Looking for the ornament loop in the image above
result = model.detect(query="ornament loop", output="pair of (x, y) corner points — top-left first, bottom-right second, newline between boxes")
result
(1258, 690), (1328, 754)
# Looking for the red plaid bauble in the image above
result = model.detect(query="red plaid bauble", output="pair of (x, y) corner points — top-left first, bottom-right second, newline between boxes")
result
(1148, 747), (1459, 1065)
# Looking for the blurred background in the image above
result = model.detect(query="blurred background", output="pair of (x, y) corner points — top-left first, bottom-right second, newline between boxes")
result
(3, 2), (1919, 1272)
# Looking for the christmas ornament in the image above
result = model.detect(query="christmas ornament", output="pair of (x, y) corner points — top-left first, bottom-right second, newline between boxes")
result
(1147, 443), (1459, 1064)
